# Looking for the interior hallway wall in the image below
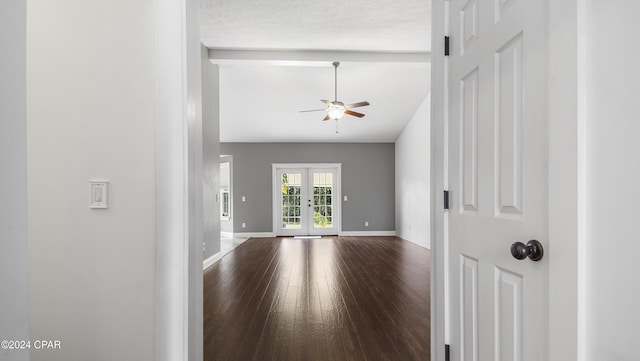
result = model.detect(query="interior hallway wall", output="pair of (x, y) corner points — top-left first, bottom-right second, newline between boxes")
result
(395, 95), (431, 249)
(27, 0), (157, 359)
(0, 1), (30, 360)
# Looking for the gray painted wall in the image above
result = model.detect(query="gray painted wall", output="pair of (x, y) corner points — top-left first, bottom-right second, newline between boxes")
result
(202, 46), (221, 259)
(220, 143), (395, 233)
(0, 1), (30, 359)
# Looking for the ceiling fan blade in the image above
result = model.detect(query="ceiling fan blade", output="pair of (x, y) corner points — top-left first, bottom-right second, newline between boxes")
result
(323, 114), (331, 121)
(345, 101), (370, 109)
(344, 110), (365, 118)
(299, 109), (326, 113)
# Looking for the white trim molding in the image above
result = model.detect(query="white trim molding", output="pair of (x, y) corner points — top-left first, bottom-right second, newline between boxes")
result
(203, 252), (222, 270)
(233, 232), (275, 238)
(338, 231), (396, 237)
(209, 49), (431, 66)
(398, 237), (431, 250)
(202, 252), (222, 271)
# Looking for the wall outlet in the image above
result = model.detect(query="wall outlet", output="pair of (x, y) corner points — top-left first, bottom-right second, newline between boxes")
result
(241, 196), (246, 202)
(365, 221), (369, 227)
(344, 195), (348, 202)
(242, 222), (246, 228)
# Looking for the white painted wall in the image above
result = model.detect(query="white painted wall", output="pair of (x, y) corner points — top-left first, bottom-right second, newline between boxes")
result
(584, 2), (640, 360)
(396, 95), (431, 249)
(0, 1), (30, 360)
(220, 162), (230, 188)
(27, 1), (155, 358)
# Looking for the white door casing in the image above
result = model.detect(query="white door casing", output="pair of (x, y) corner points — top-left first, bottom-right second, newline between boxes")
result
(273, 164), (341, 236)
(447, 0), (549, 360)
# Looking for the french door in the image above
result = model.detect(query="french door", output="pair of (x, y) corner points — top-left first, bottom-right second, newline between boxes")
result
(273, 165), (341, 236)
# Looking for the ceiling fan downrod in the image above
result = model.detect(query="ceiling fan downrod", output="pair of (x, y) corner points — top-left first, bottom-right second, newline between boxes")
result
(333, 61), (340, 102)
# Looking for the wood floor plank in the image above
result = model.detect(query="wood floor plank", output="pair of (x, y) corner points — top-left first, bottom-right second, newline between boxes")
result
(204, 236), (430, 361)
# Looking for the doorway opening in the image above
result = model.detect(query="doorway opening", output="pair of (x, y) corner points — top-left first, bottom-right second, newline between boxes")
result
(219, 157), (247, 255)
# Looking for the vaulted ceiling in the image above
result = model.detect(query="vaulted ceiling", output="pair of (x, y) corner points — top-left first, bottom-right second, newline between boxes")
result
(200, 0), (432, 143)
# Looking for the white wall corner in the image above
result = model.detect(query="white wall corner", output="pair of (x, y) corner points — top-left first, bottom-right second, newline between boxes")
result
(153, 0), (203, 360)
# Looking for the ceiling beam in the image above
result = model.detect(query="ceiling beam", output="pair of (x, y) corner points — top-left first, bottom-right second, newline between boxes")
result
(208, 48), (431, 66)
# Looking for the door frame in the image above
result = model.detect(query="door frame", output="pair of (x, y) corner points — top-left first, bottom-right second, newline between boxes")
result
(154, 0), (204, 360)
(272, 163), (342, 236)
(430, 1), (585, 360)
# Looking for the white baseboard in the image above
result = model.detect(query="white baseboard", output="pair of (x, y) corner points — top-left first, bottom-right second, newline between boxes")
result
(220, 231), (234, 239)
(400, 237), (431, 250)
(203, 252), (222, 270)
(395, 232), (432, 249)
(232, 232), (275, 238)
(338, 231), (396, 237)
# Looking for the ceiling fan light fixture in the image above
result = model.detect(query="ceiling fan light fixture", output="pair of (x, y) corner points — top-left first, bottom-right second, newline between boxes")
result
(328, 107), (345, 120)
(299, 60), (369, 122)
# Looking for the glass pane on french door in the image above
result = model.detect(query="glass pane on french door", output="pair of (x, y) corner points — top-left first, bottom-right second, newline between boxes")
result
(281, 172), (303, 230)
(312, 171), (333, 230)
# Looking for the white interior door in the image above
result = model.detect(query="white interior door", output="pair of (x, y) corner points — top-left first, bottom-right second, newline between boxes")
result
(275, 165), (340, 236)
(447, 0), (549, 360)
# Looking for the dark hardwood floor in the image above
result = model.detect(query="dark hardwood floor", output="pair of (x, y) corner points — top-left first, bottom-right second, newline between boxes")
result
(203, 236), (430, 361)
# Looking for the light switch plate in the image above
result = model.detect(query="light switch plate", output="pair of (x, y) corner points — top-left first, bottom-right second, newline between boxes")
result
(89, 181), (109, 209)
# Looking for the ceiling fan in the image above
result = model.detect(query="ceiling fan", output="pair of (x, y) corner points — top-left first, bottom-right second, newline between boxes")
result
(300, 61), (370, 121)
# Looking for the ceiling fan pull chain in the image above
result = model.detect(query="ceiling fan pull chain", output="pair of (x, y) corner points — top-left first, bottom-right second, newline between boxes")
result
(335, 119), (339, 133)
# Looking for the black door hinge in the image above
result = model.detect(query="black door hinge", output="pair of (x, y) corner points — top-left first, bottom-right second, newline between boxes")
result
(444, 190), (450, 210)
(444, 36), (450, 56)
(445, 344), (450, 361)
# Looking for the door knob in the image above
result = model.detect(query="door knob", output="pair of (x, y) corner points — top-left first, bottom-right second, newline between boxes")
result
(510, 240), (544, 261)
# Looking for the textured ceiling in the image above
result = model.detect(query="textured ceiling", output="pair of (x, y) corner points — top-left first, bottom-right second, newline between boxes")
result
(200, 0), (431, 52)
(200, 0), (432, 143)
